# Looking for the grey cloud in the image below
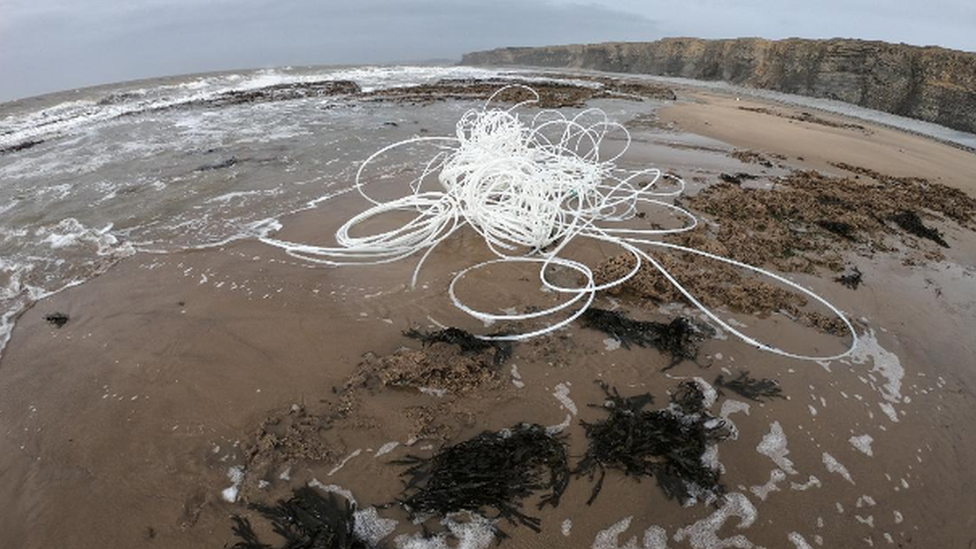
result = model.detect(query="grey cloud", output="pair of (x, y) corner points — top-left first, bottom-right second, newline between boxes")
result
(576, 0), (976, 51)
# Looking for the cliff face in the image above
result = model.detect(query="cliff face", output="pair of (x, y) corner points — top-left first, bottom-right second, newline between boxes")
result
(462, 38), (976, 135)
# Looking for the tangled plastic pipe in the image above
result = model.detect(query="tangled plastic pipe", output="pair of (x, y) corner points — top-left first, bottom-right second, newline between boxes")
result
(262, 86), (857, 361)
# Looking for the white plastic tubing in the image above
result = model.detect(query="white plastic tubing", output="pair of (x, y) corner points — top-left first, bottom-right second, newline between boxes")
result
(262, 86), (857, 361)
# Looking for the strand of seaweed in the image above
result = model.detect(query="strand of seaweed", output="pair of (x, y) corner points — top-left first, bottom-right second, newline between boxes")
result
(575, 381), (731, 505)
(229, 487), (363, 549)
(391, 423), (569, 533)
(714, 370), (785, 402)
(579, 308), (708, 369)
(261, 85), (857, 360)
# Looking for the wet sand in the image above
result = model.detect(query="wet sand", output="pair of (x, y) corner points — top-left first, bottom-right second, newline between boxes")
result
(658, 92), (976, 193)
(2, 85), (976, 548)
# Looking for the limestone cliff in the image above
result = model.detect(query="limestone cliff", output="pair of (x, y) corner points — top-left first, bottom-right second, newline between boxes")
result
(462, 38), (976, 135)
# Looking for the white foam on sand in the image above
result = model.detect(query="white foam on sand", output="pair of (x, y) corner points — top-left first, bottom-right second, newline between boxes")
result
(685, 393), (744, 483)
(509, 364), (525, 388)
(394, 512), (496, 549)
(221, 465), (245, 502)
(848, 329), (905, 422)
(553, 382), (578, 415)
(822, 453), (855, 484)
(856, 495), (876, 508)
(307, 479), (356, 503)
(750, 469), (787, 501)
(304, 481), (398, 546)
(855, 515), (874, 527)
(691, 377), (719, 409)
(328, 448), (362, 476)
(354, 506), (398, 546)
(788, 532), (813, 549)
(719, 400), (751, 430)
(756, 422), (796, 475)
(418, 386), (449, 398)
(701, 444), (723, 474)
(604, 337), (622, 351)
(593, 516), (635, 549)
(672, 493), (759, 549)
(878, 402), (899, 423)
(592, 517), (669, 549)
(643, 526), (669, 549)
(849, 434), (874, 457)
(546, 414), (573, 435)
(716, 399), (750, 447)
(790, 475), (822, 491)
(375, 441), (400, 458)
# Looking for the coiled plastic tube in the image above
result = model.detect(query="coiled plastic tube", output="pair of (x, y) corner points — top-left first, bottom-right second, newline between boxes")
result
(262, 85), (857, 360)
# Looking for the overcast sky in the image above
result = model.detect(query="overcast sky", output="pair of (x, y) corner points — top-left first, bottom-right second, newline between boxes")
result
(2, 0), (975, 102)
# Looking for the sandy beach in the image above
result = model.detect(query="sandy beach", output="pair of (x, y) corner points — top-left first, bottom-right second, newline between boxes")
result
(1, 72), (975, 548)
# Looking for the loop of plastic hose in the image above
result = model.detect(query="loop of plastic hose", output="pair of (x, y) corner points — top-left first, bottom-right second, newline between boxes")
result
(261, 85), (857, 361)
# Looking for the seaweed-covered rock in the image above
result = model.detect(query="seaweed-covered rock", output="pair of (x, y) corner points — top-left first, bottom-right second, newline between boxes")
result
(151, 80), (361, 113)
(361, 78), (674, 108)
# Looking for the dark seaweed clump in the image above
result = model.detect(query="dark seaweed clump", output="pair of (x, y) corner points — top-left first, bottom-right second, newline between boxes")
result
(197, 156), (239, 172)
(719, 172), (757, 185)
(835, 266), (864, 290)
(392, 423), (569, 532)
(575, 382), (731, 505)
(44, 312), (70, 328)
(891, 210), (949, 248)
(580, 308), (707, 369)
(816, 220), (857, 241)
(228, 487), (364, 549)
(714, 371), (785, 402)
(404, 327), (513, 365)
(0, 139), (44, 155)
